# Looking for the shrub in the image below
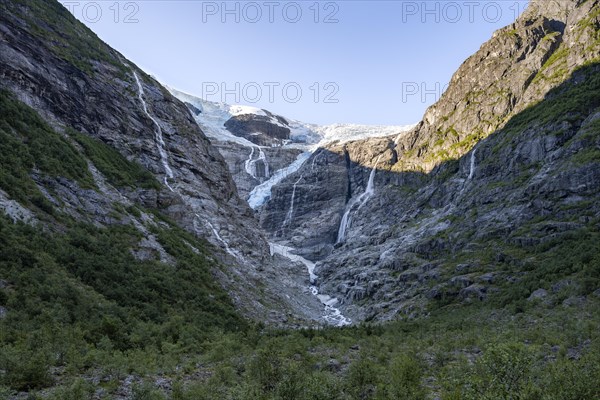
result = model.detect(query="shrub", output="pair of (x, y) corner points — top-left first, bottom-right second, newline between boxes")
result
(345, 354), (380, 400)
(383, 354), (426, 400)
(0, 346), (53, 391)
(458, 343), (537, 400)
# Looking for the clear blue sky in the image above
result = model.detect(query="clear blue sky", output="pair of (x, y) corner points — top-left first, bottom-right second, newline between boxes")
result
(65, 0), (529, 125)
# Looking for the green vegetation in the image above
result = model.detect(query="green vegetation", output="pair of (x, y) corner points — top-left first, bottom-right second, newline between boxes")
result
(571, 147), (600, 165)
(488, 62), (600, 160)
(69, 129), (161, 190)
(0, 1), (599, 397)
(3, 263), (598, 399)
(0, 90), (94, 204)
(5, 0), (126, 75)
(0, 89), (243, 392)
(532, 48), (569, 86)
(0, 210), (245, 393)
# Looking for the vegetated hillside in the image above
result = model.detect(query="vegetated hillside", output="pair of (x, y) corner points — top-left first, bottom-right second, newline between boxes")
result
(393, 0), (600, 172)
(314, 61), (600, 323)
(0, 89), (245, 393)
(0, 0), (599, 399)
(0, 0), (332, 329)
(259, 0), (600, 254)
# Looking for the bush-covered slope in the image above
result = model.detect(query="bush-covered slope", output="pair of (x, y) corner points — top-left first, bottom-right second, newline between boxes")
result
(0, 93), (246, 395)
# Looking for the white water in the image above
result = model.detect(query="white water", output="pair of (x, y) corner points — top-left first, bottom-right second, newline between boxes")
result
(282, 174), (303, 229)
(247, 152), (311, 209)
(205, 219), (238, 259)
(133, 72), (174, 192)
(244, 146), (270, 179)
(311, 152), (321, 172)
(269, 243), (351, 327)
(468, 149), (477, 180)
(337, 155), (382, 243)
(244, 146), (256, 176)
(256, 147), (269, 178)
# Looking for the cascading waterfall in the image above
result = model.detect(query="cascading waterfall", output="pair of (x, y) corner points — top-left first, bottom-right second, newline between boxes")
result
(204, 218), (238, 259)
(468, 149), (477, 180)
(133, 72), (175, 192)
(257, 147), (270, 178)
(282, 174), (303, 229)
(132, 70), (239, 263)
(336, 155), (382, 243)
(357, 154), (382, 211)
(458, 148), (477, 198)
(245, 146), (270, 179)
(269, 243), (351, 327)
(311, 152), (321, 171)
(244, 146), (256, 176)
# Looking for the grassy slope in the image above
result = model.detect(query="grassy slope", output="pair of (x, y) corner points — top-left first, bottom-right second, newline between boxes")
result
(0, 94), (246, 396)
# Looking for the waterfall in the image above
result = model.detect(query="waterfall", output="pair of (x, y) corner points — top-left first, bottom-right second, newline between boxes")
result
(468, 149), (477, 180)
(133, 72), (174, 192)
(269, 242), (351, 327)
(337, 155), (382, 243)
(311, 152), (321, 171)
(283, 174), (303, 229)
(357, 155), (381, 209)
(205, 219), (238, 259)
(245, 146), (270, 179)
(244, 146), (256, 176)
(257, 147), (269, 178)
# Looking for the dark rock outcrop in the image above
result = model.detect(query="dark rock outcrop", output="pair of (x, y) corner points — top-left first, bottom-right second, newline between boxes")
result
(224, 110), (291, 146)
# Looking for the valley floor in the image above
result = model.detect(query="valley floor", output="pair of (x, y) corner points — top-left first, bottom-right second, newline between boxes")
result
(3, 298), (599, 400)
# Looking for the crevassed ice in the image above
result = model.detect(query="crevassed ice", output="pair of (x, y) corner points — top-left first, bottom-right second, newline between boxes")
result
(248, 152), (311, 209)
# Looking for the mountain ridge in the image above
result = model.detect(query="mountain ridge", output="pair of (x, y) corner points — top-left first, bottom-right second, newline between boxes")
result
(0, 0), (599, 397)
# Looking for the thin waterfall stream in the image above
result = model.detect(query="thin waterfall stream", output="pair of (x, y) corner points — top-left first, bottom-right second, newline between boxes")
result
(337, 154), (382, 243)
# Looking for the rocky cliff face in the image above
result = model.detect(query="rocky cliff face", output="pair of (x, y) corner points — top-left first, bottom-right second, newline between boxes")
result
(261, 0), (600, 322)
(212, 141), (304, 200)
(224, 110), (291, 146)
(0, 0), (329, 325)
(2, 0), (598, 329)
(394, 0), (599, 172)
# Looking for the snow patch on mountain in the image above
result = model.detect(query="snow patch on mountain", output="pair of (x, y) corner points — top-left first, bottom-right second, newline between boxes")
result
(167, 86), (415, 148)
(314, 123), (417, 145)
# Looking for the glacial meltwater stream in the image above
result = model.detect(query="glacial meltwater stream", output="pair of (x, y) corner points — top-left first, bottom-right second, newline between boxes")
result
(269, 243), (351, 327)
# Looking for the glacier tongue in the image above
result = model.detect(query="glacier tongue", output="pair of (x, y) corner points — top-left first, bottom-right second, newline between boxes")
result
(248, 152), (311, 209)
